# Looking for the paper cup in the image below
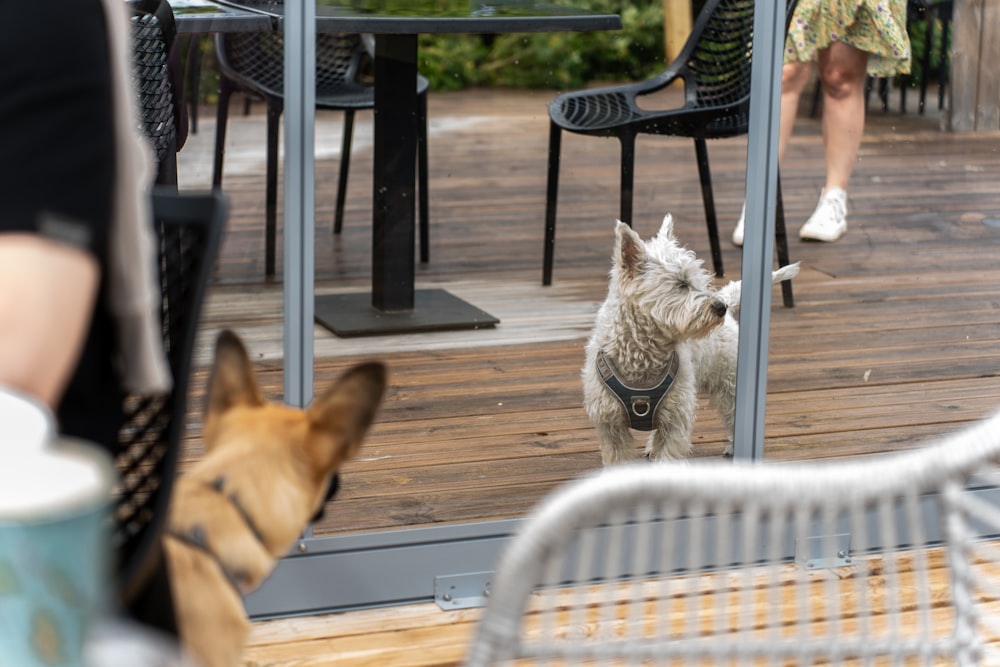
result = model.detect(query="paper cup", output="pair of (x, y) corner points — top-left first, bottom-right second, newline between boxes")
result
(0, 440), (115, 667)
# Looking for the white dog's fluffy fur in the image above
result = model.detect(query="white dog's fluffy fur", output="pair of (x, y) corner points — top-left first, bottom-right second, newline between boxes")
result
(582, 214), (799, 464)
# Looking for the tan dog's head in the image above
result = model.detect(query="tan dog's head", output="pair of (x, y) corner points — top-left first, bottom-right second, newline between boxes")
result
(170, 330), (386, 588)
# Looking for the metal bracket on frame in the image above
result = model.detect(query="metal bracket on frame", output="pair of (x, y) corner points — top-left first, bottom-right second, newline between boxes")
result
(434, 571), (492, 610)
(795, 533), (853, 569)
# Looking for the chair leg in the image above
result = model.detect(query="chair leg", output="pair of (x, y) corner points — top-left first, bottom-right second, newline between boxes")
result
(919, 11), (933, 114)
(156, 135), (179, 190)
(693, 138), (724, 278)
(417, 89), (430, 264)
(774, 172), (794, 308)
(184, 36), (201, 135)
(938, 9), (950, 111)
(265, 100), (282, 278)
(333, 110), (354, 236)
(542, 121), (562, 286)
(619, 132), (636, 227)
(211, 79), (233, 188)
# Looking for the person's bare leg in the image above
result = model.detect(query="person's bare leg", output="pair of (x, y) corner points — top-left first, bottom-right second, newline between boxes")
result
(733, 60), (813, 245)
(816, 41), (869, 191)
(796, 41), (869, 241)
(779, 60), (814, 164)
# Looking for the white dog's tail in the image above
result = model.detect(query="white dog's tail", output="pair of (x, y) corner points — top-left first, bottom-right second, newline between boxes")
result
(771, 262), (801, 284)
(718, 262), (800, 310)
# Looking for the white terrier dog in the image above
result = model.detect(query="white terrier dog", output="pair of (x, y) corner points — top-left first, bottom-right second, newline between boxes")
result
(582, 214), (799, 464)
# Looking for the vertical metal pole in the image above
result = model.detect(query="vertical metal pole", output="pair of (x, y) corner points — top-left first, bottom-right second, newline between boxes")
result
(732, 1), (784, 461)
(283, 0), (316, 408)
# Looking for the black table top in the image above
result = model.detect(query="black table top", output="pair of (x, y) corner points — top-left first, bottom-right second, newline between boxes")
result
(169, 0), (274, 32)
(212, 0), (621, 34)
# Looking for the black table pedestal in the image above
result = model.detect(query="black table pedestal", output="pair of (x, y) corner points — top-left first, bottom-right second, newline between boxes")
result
(315, 289), (499, 337)
(311, 33), (500, 337)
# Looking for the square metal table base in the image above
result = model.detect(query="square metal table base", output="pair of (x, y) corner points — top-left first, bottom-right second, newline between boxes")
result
(315, 288), (500, 337)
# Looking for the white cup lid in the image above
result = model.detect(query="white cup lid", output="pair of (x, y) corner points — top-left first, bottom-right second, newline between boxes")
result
(0, 444), (112, 519)
(0, 386), (55, 453)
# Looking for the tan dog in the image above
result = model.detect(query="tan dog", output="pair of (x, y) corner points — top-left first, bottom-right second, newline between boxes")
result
(164, 330), (386, 667)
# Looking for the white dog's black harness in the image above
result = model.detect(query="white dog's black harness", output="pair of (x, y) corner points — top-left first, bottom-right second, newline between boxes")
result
(596, 351), (678, 431)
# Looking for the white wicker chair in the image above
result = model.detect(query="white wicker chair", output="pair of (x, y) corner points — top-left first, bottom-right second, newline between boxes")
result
(464, 410), (1000, 666)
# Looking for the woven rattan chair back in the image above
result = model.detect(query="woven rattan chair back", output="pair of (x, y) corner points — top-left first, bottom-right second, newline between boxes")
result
(128, 0), (186, 186)
(465, 410), (1000, 666)
(114, 190), (225, 627)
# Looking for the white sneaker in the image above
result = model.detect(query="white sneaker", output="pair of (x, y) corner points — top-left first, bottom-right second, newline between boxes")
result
(800, 187), (847, 242)
(732, 203), (745, 247)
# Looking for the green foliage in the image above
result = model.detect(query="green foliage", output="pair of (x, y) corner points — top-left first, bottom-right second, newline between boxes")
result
(900, 17), (951, 90)
(182, 2), (666, 102)
(183, 35), (221, 106)
(418, 0), (666, 90)
(181, 2), (953, 102)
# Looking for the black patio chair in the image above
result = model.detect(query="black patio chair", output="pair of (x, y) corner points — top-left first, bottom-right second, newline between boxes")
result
(128, 0), (188, 187)
(114, 189), (226, 633)
(543, 0), (798, 308)
(212, 4), (430, 277)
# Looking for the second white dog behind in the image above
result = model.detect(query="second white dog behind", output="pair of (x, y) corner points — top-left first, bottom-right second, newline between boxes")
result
(582, 213), (799, 464)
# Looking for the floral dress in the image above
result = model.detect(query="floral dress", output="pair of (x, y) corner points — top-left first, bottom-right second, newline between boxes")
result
(785, 0), (912, 76)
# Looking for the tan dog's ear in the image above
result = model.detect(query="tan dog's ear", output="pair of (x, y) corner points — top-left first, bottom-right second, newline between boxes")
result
(305, 362), (387, 473)
(205, 330), (265, 423)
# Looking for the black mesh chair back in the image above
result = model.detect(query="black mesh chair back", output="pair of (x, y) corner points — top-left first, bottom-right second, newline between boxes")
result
(128, 0), (188, 187)
(212, 0), (430, 277)
(684, 1), (755, 132)
(544, 0), (798, 308)
(114, 189), (226, 630)
(548, 0), (757, 139)
(218, 30), (375, 106)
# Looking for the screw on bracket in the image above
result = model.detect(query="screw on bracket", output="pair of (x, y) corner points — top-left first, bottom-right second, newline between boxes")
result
(434, 572), (492, 610)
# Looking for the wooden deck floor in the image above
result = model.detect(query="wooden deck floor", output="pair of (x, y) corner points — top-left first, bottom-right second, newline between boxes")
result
(241, 550), (989, 667)
(174, 86), (1000, 665)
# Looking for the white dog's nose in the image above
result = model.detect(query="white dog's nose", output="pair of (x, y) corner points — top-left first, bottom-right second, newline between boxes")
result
(711, 300), (727, 317)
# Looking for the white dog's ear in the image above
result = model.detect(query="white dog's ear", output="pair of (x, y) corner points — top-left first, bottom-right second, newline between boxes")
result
(614, 220), (645, 278)
(656, 213), (675, 240)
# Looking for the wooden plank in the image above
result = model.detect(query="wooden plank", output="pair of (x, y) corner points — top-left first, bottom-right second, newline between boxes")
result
(978, 0), (1000, 130)
(948, 0), (982, 131)
(663, 0), (692, 64)
(242, 548), (1000, 665)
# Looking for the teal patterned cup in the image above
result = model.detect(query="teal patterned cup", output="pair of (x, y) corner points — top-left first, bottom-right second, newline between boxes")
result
(0, 440), (115, 667)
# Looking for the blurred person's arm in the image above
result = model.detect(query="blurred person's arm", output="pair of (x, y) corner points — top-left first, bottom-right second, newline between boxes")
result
(0, 1), (113, 415)
(0, 234), (99, 408)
